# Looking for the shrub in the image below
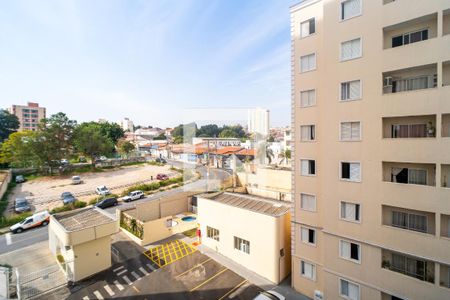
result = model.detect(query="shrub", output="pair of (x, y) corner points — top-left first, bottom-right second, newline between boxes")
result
(0, 212), (32, 228)
(50, 201), (86, 214)
(56, 254), (65, 264)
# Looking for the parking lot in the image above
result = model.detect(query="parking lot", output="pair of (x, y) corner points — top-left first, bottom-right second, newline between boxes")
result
(58, 237), (262, 300)
(6, 163), (174, 215)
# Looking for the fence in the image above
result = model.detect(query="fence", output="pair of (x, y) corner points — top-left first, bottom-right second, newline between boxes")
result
(0, 170), (12, 200)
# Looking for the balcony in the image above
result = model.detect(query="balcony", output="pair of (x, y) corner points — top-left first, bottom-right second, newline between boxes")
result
(382, 115), (436, 138)
(383, 162), (436, 187)
(441, 165), (450, 188)
(444, 61), (450, 87)
(382, 205), (435, 235)
(440, 264), (450, 289)
(383, 13), (437, 50)
(441, 214), (450, 238)
(381, 249), (435, 283)
(383, 64), (437, 94)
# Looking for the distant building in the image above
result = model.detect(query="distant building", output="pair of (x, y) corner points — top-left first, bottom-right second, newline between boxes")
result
(8, 102), (46, 131)
(248, 108), (269, 137)
(98, 118), (108, 124)
(120, 117), (134, 132)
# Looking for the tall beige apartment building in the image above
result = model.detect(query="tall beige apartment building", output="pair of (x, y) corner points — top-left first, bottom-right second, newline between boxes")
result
(8, 102), (46, 131)
(291, 1), (450, 299)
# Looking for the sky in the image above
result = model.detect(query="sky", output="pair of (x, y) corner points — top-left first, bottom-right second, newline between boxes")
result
(0, 0), (295, 128)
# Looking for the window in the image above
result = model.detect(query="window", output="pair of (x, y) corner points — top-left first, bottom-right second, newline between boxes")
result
(301, 261), (316, 280)
(341, 202), (360, 222)
(340, 0), (361, 21)
(392, 75), (436, 93)
(340, 122), (361, 141)
(341, 162), (361, 181)
(300, 18), (316, 38)
(300, 193), (316, 211)
(341, 80), (361, 101)
(234, 236), (250, 254)
(301, 159), (316, 176)
(300, 89), (316, 107)
(391, 168), (427, 185)
(391, 124), (427, 138)
(388, 252), (434, 283)
(301, 227), (316, 245)
(300, 53), (316, 73)
(392, 29), (428, 48)
(340, 240), (361, 262)
(206, 226), (220, 241)
(392, 211), (427, 233)
(340, 279), (360, 300)
(301, 125), (315, 141)
(341, 38), (361, 61)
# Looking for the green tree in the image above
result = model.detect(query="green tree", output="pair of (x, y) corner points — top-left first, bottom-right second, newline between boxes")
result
(196, 124), (220, 137)
(0, 109), (20, 142)
(279, 149), (291, 165)
(73, 123), (114, 167)
(219, 128), (239, 138)
(117, 140), (135, 157)
(0, 131), (40, 168)
(153, 133), (167, 140)
(98, 122), (124, 144)
(172, 123), (197, 144)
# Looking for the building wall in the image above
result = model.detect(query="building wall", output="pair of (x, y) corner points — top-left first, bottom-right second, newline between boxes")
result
(237, 166), (292, 201)
(197, 197), (290, 283)
(72, 236), (112, 282)
(291, 0), (450, 299)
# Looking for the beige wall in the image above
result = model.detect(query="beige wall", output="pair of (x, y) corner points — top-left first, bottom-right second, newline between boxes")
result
(142, 217), (172, 245)
(291, 0), (450, 299)
(8, 104), (45, 131)
(197, 197), (290, 283)
(72, 236), (111, 282)
(237, 166), (292, 201)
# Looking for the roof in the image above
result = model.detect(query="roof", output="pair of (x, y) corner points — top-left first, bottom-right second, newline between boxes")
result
(54, 208), (115, 232)
(199, 192), (291, 217)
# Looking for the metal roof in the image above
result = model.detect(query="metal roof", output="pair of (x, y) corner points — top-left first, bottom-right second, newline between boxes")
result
(202, 192), (291, 217)
(54, 208), (115, 232)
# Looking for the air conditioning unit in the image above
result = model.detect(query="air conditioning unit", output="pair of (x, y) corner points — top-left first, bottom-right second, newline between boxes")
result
(383, 76), (393, 87)
(314, 290), (324, 300)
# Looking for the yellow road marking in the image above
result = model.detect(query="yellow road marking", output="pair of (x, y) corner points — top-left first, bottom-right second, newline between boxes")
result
(143, 240), (197, 268)
(189, 268), (228, 292)
(217, 279), (248, 300)
(132, 286), (141, 293)
(176, 258), (212, 278)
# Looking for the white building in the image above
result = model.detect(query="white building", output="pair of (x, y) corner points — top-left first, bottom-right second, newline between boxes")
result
(248, 108), (270, 137)
(120, 118), (134, 132)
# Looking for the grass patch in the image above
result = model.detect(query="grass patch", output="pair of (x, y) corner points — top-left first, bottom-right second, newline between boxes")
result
(148, 161), (166, 167)
(50, 201), (87, 214)
(182, 228), (197, 238)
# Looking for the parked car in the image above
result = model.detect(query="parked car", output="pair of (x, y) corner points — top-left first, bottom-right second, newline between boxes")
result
(95, 197), (118, 209)
(155, 157), (167, 164)
(123, 190), (144, 202)
(10, 211), (50, 234)
(156, 173), (169, 181)
(14, 198), (31, 213)
(71, 175), (82, 185)
(61, 192), (76, 205)
(253, 290), (285, 300)
(96, 185), (111, 196)
(60, 159), (69, 165)
(15, 175), (25, 183)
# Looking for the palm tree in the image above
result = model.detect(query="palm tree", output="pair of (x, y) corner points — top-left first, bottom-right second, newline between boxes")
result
(279, 149), (291, 165)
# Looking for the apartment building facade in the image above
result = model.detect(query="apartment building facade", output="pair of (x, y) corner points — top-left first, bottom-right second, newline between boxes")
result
(291, 1), (450, 299)
(8, 102), (46, 131)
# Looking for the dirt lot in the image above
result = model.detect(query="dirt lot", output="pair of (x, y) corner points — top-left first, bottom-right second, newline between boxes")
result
(6, 164), (175, 215)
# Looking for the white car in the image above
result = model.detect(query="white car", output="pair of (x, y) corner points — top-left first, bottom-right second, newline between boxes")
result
(71, 175), (82, 185)
(123, 190), (144, 202)
(10, 211), (50, 234)
(96, 185), (111, 196)
(253, 290), (285, 300)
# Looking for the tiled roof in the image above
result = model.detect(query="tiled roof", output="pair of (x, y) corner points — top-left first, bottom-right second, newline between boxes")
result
(54, 208), (115, 232)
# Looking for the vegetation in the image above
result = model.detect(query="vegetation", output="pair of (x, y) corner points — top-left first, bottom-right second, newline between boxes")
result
(182, 228), (197, 238)
(171, 123), (248, 144)
(50, 201), (87, 214)
(120, 214), (143, 239)
(153, 133), (167, 140)
(117, 140), (135, 157)
(0, 212), (32, 228)
(0, 181), (16, 217)
(0, 109), (19, 143)
(73, 123), (115, 167)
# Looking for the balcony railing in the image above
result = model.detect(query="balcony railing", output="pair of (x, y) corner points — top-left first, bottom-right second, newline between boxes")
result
(382, 250), (435, 283)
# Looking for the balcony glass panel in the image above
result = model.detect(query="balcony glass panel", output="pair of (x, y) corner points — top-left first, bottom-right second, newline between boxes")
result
(383, 64), (437, 94)
(383, 115), (436, 138)
(383, 162), (435, 186)
(382, 249), (435, 283)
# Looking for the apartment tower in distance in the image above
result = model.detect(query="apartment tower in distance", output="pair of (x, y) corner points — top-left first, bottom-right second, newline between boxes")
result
(291, 1), (450, 299)
(8, 102), (46, 131)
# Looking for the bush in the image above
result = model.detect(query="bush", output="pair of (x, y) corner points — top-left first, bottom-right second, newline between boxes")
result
(50, 201), (86, 214)
(0, 212), (32, 228)
(56, 254), (65, 264)
(121, 182), (160, 196)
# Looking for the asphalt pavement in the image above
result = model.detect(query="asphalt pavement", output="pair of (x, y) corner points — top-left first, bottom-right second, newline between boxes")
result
(0, 225), (48, 255)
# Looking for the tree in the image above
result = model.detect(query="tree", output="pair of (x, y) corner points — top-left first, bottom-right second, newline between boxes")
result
(153, 133), (167, 140)
(219, 129), (239, 138)
(266, 145), (274, 164)
(279, 149), (291, 165)
(267, 135), (275, 143)
(172, 123), (197, 144)
(117, 140), (135, 157)
(73, 123), (114, 167)
(196, 124), (220, 137)
(0, 131), (39, 168)
(98, 122), (124, 144)
(0, 109), (19, 142)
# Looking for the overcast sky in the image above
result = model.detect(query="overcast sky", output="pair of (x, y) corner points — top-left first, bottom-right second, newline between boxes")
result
(0, 0), (294, 128)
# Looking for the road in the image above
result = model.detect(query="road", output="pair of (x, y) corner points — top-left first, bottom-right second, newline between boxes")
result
(0, 160), (231, 255)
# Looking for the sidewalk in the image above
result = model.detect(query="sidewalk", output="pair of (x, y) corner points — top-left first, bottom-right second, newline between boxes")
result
(197, 244), (311, 300)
